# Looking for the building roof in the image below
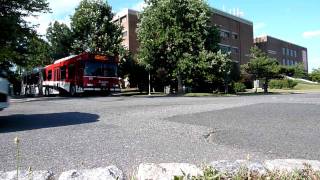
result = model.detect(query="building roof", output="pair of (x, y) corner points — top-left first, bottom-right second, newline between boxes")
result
(211, 7), (253, 26)
(112, 7), (253, 26)
(255, 35), (307, 49)
(112, 8), (139, 21)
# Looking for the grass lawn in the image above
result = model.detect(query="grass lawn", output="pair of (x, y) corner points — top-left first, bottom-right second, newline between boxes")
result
(184, 93), (236, 97)
(269, 81), (320, 93)
(294, 83), (320, 90)
(119, 81), (320, 97)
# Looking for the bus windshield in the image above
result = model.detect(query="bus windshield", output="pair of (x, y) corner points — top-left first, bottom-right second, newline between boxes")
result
(0, 70), (7, 78)
(84, 61), (118, 77)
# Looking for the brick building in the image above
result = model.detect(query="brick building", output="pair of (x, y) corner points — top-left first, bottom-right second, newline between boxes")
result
(211, 8), (253, 64)
(113, 8), (254, 64)
(254, 36), (308, 71)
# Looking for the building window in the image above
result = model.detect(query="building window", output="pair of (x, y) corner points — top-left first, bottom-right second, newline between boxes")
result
(122, 31), (127, 37)
(294, 51), (297, 57)
(231, 47), (239, 54)
(286, 48), (290, 56)
(282, 59), (286, 65)
(232, 33), (238, 39)
(120, 16), (127, 23)
(286, 59), (290, 66)
(282, 48), (286, 55)
(219, 44), (231, 53)
(267, 50), (277, 55)
(220, 30), (230, 38)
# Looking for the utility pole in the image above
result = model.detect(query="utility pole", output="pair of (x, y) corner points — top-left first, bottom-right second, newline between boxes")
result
(148, 71), (151, 96)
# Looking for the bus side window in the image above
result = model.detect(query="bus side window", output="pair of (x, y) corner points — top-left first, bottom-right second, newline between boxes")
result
(60, 66), (66, 80)
(42, 69), (46, 81)
(68, 64), (75, 80)
(54, 68), (60, 81)
(54, 69), (56, 81)
(48, 70), (52, 80)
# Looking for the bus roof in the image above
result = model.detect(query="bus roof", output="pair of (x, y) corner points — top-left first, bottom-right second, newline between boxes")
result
(54, 55), (78, 64)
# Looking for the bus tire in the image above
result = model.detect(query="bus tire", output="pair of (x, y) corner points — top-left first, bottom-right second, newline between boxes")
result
(70, 85), (76, 96)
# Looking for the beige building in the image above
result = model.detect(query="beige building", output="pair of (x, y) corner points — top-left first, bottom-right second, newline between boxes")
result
(254, 36), (308, 71)
(113, 8), (254, 64)
(113, 9), (139, 55)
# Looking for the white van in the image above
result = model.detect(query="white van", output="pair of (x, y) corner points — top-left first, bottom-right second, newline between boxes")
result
(0, 70), (9, 110)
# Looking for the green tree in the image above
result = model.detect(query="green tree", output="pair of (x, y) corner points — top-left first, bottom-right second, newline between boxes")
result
(118, 49), (148, 90)
(205, 50), (234, 93)
(292, 63), (307, 78)
(25, 34), (51, 70)
(46, 21), (73, 60)
(280, 63), (307, 79)
(310, 68), (320, 83)
(70, 0), (122, 55)
(137, 0), (219, 92)
(0, 0), (50, 71)
(242, 47), (280, 93)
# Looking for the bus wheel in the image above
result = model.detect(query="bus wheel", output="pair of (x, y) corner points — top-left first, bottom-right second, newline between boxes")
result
(70, 85), (76, 96)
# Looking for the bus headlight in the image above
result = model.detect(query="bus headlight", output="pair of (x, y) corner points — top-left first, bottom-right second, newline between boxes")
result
(114, 84), (119, 88)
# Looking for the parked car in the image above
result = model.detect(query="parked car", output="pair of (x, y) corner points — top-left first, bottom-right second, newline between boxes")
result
(0, 70), (9, 110)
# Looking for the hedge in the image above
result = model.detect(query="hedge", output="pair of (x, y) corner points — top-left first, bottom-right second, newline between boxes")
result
(269, 79), (298, 89)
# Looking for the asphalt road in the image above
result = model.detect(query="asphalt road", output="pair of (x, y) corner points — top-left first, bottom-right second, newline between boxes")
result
(1, 93), (320, 175)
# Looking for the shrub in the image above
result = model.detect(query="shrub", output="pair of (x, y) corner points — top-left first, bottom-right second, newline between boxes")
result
(233, 82), (246, 93)
(269, 79), (298, 89)
(310, 68), (320, 82)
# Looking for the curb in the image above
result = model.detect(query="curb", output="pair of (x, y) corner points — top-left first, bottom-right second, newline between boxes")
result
(1, 159), (320, 180)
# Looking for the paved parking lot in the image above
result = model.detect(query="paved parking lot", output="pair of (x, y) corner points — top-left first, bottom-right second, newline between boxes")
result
(1, 93), (320, 174)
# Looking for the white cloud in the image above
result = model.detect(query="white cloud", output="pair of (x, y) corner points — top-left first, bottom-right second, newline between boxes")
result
(26, 0), (81, 36)
(131, 1), (147, 12)
(254, 22), (266, 31)
(116, 0), (147, 13)
(303, 30), (320, 39)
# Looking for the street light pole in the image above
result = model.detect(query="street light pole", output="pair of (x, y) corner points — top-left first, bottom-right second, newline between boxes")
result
(148, 71), (151, 96)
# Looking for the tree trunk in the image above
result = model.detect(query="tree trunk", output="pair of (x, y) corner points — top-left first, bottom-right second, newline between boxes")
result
(177, 75), (183, 94)
(264, 79), (269, 93)
(224, 83), (228, 94)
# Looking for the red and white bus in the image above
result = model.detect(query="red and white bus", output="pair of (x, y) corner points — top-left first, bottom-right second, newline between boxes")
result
(42, 52), (120, 96)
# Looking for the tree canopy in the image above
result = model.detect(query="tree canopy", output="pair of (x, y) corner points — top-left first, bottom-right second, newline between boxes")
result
(242, 46), (280, 93)
(279, 63), (307, 79)
(70, 0), (122, 55)
(25, 34), (51, 70)
(46, 21), (73, 60)
(137, 0), (220, 91)
(0, 0), (50, 71)
(310, 68), (320, 83)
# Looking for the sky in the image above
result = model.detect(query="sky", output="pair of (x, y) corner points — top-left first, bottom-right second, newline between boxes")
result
(29, 0), (320, 72)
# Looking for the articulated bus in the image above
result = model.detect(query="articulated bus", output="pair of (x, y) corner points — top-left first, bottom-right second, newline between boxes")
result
(22, 52), (120, 96)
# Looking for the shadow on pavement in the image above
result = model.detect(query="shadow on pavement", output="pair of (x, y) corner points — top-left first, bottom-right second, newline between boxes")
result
(0, 112), (99, 133)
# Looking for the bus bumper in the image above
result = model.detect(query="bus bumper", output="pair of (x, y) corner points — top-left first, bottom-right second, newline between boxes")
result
(83, 87), (121, 92)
